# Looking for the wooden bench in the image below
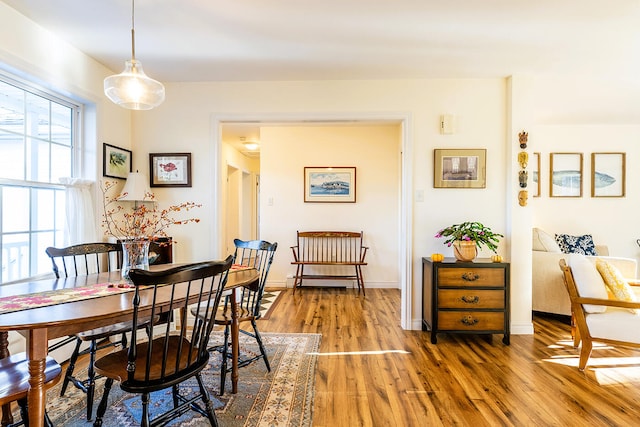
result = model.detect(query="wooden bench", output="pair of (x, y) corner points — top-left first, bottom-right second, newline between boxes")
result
(291, 231), (369, 295)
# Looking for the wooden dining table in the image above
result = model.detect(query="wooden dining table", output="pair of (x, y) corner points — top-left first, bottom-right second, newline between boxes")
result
(0, 265), (258, 427)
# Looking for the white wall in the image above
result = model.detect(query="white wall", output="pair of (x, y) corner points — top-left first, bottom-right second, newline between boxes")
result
(131, 78), (509, 330)
(530, 125), (640, 262)
(259, 125), (400, 288)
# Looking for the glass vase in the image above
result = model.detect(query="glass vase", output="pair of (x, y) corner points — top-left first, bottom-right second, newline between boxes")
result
(121, 239), (150, 280)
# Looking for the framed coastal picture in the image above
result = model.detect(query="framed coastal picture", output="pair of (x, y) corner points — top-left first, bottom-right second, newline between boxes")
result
(550, 152), (582, 197)
(103, 143), (132, 179)
(433, 149), (486, 188)
(591, 152), (625, 198)
(149, 153), (192, 187)
(304, 166), (356, 203)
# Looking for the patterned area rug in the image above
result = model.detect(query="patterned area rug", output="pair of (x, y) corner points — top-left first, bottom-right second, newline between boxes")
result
(259, 289), (282, 320)
(44, 332), (319, 427)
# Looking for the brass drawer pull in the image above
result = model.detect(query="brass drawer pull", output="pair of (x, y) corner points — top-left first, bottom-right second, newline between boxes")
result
(461, 272), (480, 281)
(461, 315), (479, 326)
(460, 295), (479, 304)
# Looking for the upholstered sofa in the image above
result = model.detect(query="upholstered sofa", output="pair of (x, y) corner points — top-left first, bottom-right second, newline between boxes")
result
(532, 228), (638, 316)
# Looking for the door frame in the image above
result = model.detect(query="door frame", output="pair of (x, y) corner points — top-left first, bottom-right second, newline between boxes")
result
(210, 112), (414, 330)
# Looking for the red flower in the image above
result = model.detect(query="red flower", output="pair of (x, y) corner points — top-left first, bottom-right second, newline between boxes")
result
(160, 162), (177, 172)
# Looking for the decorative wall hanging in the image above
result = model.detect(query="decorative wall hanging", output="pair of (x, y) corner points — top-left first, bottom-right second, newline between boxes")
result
(518, 190), (528, 206)
(103, 143), (132, 179)
(519, 131), (528, 149)
(149, 153), (192, 187)
(433, 149), (486, 188)
(550, 152), (583, 197)
(304, 166), (356, 202)
(591, 152), (625, 197)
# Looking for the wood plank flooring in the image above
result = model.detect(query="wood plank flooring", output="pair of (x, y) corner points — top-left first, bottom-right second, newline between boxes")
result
(261, 288), (640, 427)
(63, 287), (640, 426)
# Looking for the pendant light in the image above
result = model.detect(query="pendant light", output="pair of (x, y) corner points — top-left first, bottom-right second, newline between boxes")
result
(104, 0), (165, 110)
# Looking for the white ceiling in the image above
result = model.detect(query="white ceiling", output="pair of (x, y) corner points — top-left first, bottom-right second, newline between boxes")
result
(3, 0), (640, 153)
(4, 0), (640, 83)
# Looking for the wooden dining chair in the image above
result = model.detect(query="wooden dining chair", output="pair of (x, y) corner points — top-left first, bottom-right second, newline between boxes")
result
(193, 239), (277, 394)
(92, 256), (233, 427)
(0, 352), (62, 427)
(45, 242), (131, 421)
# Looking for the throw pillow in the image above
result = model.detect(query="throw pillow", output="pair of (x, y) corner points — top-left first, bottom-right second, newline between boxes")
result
(555, 234), (597, 256)
(567, 254), (608, 313)
(595, 259), (640, 315)
(532, 228), (562, 252)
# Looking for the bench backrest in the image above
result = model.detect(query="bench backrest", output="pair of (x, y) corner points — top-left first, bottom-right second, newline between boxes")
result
(294, 231), (366, 263)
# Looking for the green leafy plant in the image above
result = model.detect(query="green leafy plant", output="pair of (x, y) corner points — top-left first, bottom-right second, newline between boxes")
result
(435, 221), (504, 253)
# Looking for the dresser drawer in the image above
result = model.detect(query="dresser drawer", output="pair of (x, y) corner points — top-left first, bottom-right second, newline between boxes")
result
(437, 267), (505, 287)
(437, 311), (505, 331)
(438, 289), (504, 309)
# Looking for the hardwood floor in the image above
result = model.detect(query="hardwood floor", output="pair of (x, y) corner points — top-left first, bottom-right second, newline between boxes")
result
(261, 288), (640, 427)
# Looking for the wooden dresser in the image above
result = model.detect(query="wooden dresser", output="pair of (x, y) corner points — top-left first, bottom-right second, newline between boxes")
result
(422, 257), (510, 345)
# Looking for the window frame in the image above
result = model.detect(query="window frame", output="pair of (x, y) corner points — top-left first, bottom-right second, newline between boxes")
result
(0, 70), (83, 283)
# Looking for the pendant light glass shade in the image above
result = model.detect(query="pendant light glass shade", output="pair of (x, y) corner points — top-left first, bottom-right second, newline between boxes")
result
(104, 0), (165, 110)
(104, 59), (165, 110)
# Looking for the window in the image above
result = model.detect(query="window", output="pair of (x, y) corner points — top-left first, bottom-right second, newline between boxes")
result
(0, 74), (81, 283)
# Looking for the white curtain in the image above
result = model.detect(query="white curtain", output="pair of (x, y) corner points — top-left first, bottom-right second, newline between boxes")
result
(59, 178), (97, 245)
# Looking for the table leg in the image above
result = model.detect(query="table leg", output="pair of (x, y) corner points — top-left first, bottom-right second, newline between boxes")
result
(26, 329), (48, 427)
(0, 331), (14, 427)
(231, 287), (239, 394)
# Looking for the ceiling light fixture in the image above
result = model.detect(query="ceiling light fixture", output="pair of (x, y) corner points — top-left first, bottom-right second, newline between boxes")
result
(244, 142), (259, 151)
(104, 0), (165, 110)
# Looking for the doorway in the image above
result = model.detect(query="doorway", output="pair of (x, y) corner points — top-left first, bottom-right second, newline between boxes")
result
(214, 114), (413, 330)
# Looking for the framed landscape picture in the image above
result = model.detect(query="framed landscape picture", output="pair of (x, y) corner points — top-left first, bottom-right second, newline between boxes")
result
(304, 166), (356, 202)
(149, 153), (192, 187)
(433, 149), (486, 188)
(103, 143), (132, 179)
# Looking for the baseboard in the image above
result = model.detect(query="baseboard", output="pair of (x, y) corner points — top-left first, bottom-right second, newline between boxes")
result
(274, 278), (400, 289)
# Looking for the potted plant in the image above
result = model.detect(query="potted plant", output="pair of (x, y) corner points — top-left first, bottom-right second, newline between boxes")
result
(435, 221), (504, 261)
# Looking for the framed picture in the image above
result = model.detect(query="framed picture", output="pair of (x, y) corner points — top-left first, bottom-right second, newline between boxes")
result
(103, 143), (132, 179)
(304, 166), (356, 203)
(433, 149), (486, 188)
(149, 153), (192, 187)
(532, 152), (540, 197)
(591, 152), (625, 197)
(550, 152), (582, 197)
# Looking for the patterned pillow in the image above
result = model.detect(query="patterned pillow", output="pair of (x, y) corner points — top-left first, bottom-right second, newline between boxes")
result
(595, 259), (639, 315)
(555, 234), (597, 256)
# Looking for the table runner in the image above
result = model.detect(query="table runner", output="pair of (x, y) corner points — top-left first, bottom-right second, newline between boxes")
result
(0, 265), (252, 315)
(0, 282), (136, 314)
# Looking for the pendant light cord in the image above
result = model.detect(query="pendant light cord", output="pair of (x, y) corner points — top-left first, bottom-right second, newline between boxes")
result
(130, 0), (136, 60)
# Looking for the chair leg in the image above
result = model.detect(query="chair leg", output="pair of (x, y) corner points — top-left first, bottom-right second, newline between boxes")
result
(172, 385), (180, 408)
(196, 373), (219, 427)
(219, 324), (231, 395)
(578, 339), (593, 371)
(93, 377), (113, 427)
(251, 319), (271, 372)
(86, 339), (98, 420)
(293, 264), (304, 294)
(356, 265), (365, 296)
(141, 392), (151, 427)
(17, 398), (27, 427)
(60, 337), (83, 396)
